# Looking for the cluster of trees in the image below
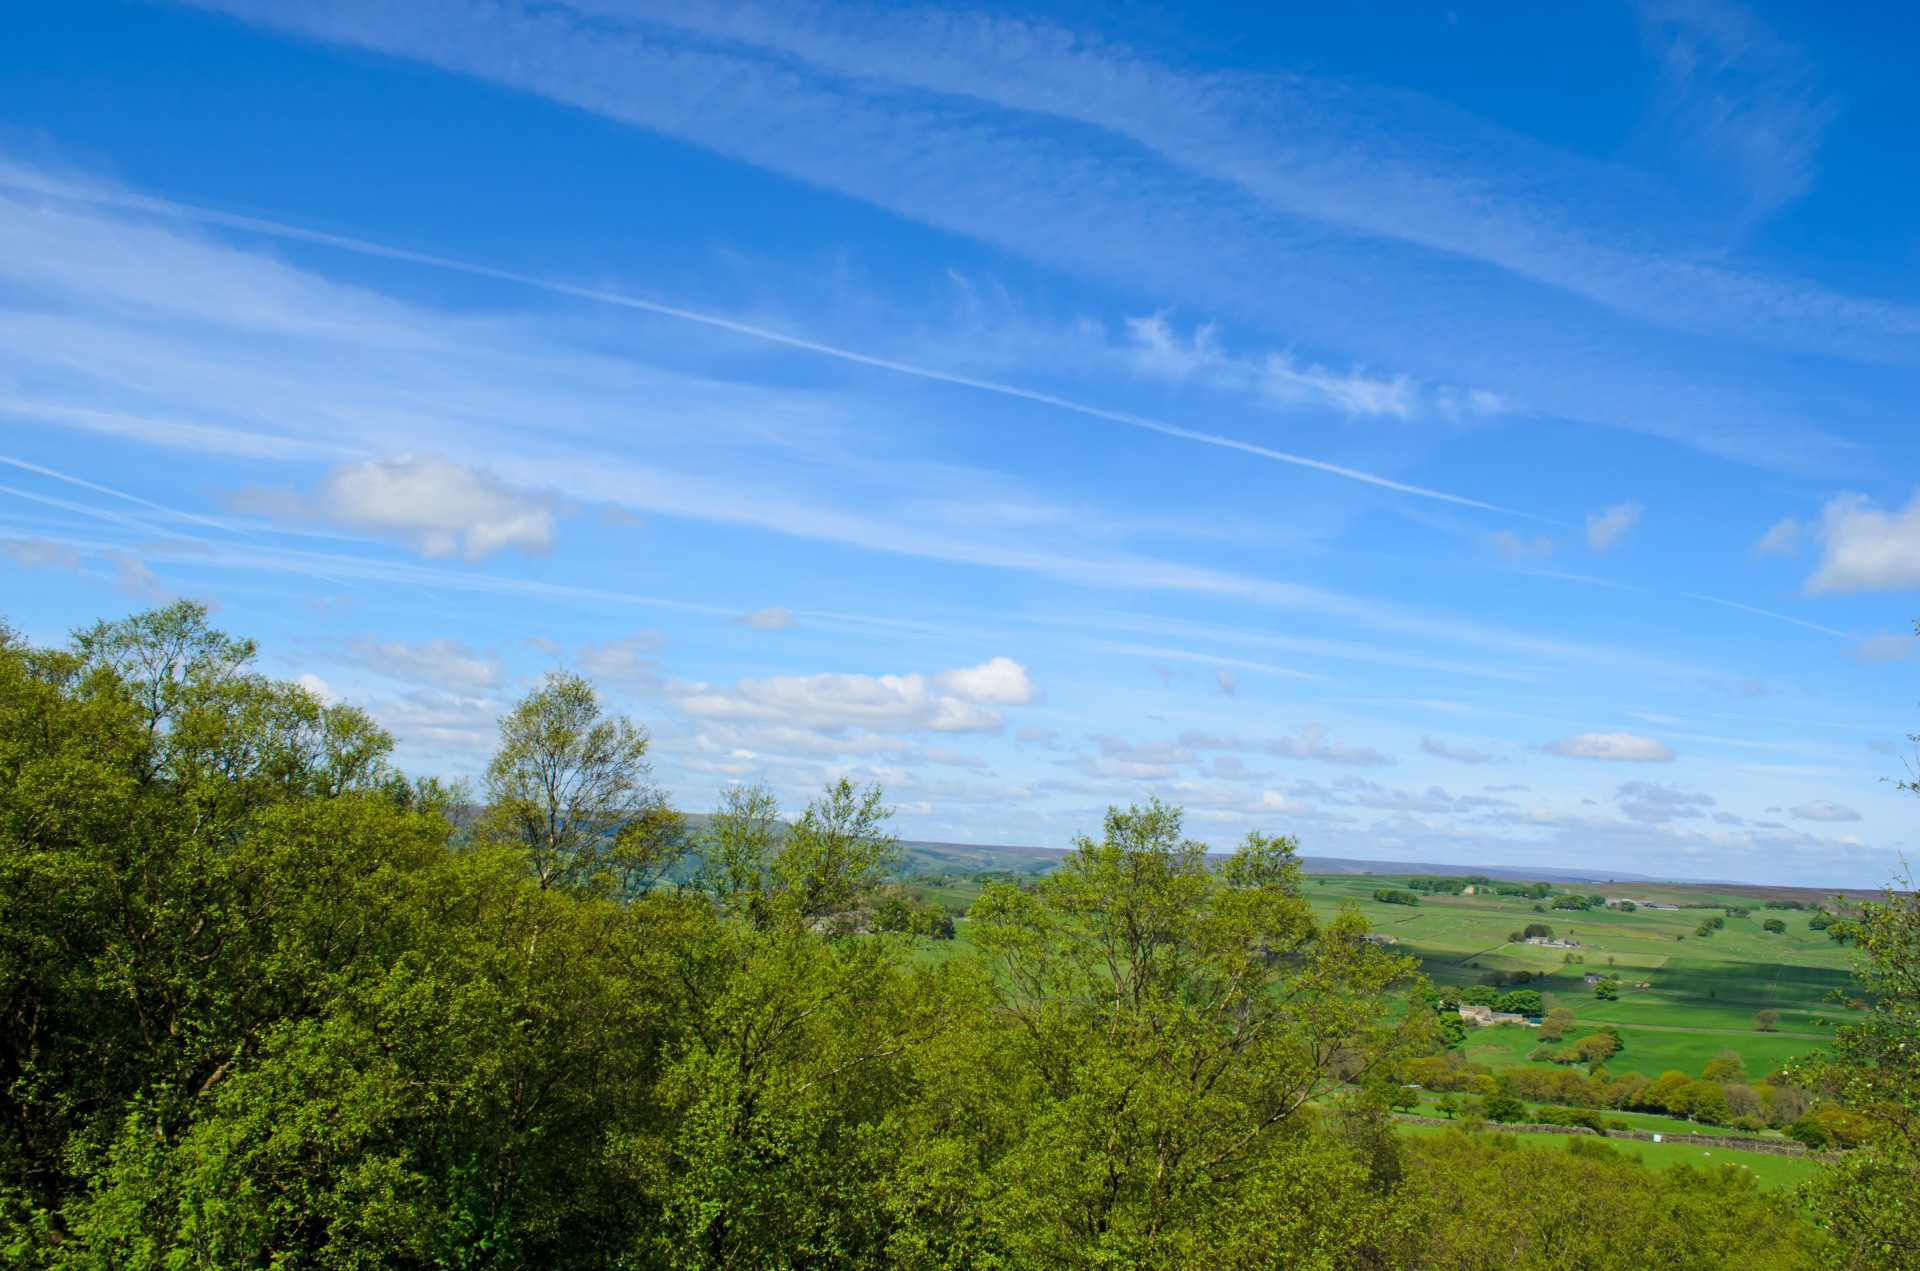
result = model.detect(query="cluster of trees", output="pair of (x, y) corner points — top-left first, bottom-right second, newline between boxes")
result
(1406, 1046), (1804, 1129)
(1371, 886), (1421, 906)
(0, 604), (1911, 1268)
(1550, 892), (1606, 911)
(1403, 875), (1489, 895)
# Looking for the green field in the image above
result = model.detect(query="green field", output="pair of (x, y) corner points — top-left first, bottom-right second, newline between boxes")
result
(1300, 873), (1861, 1081)
(895, 866), (1862, 1105)
(1392, 1123), (1821, 1190)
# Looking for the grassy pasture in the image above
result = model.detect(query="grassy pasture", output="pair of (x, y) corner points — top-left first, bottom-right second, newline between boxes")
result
(1300, 872), (1860, 1081)
(898, 867), (1861, 1086)
(1393, 1123), (1821, 1190)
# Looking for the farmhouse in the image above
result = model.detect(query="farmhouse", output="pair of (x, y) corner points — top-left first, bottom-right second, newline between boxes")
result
(1358, 933), (1399, 945)
(1457, 1005), (1533, 1027)
(1582, 972), (1605, 985)
(1525, 936), (1579, 948)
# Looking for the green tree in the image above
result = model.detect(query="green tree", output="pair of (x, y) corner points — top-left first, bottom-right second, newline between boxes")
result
(1692, 1082), (1732, 1126)
(692, 780), (783, 925)
(1482, 1090), (1526, 1123)
(1754, 1008), (1781, 1032)
(965, 803), (1415, 1265)
(1496, 989), (1544, 1017)
(1792, 846), (1920, 1267)
(1594, 977), (1621, 999)
(1703, 1050), (1748, 1084)
(480, 670), (683, 893)
(1764, 917), (1788, 933)
(769, 776), (898, 926)
(1539, 1006), (1577, 1042)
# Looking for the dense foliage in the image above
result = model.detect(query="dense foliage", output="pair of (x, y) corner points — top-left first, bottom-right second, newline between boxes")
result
(0, 605), (1881, 1268)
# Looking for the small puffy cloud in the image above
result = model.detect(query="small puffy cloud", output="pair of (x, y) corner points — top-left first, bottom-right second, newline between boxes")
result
(1803, 491), (1920, 593)
(1093, 735), (1194, 765)
(1264, 724), (1392, 767)
(1852, 629), (1920, 662)
(1702, 676), (1775, 698)
(1616, 780), (1714, 824)
(1585, 503), (1643, 551)
(1211, 755), (1263, 782)
(1016, 725), (1059, 745)
(672, 657), (1035, 734)
(1484, 530), (1554, 558)
(576, 630), (670, 694)
(1753, 517), (1801, 557)
(1539, 730), (1676, 762)
(1178, 731), (1257, 752)
(373, 687), (503, 757)
(932, 657), (1038, 705)
(227, 455), (564, 561)
(1421, 736), (1498, 764)
(735, 605), (795, 630)
(1212, 668), (1239, 696)
(523, 635), (561, 657)
(345, 633), (504, 692)
(0, 536), (84, 571)
(103, 551), (169, 601)
(1791, 799), (1861, 823)
(296, 672), (340, 704)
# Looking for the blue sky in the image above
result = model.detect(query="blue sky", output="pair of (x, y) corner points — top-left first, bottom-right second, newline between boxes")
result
(3, 0), (1917, 884)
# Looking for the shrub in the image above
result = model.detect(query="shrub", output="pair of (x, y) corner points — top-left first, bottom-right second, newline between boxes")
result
(1732, 1115), (1768, 1133)
(1482, 1091), (1526, 1123)
(1784, 1114), (1829, 1149)
(1534, 1105), (1603, 1131)
(1762, 917), (1786, 933)
(1692, 1082), (1732, 1126)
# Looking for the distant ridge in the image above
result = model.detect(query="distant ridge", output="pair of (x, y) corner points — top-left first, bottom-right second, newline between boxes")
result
(898, 838), (1659, 884)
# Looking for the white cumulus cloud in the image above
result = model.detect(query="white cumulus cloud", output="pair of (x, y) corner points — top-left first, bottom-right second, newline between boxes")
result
(1852, 629), (1919, 662)
(671, 657), (1036, 734)
(1264, 724), (1392, 767)
(735, 605), (795, 630)
(1790, 799), (1861, 822)
(576, 630), (670, 694)
(227, 454), (564, 561)
(1803, 491), (1920, 593)
(0, 536), (84, 571)
(344, 633), (505, 692)
(1539, 731), (1676, 762)
(1421, 736), (1498, 764)
(1585, 502), (1643, 551)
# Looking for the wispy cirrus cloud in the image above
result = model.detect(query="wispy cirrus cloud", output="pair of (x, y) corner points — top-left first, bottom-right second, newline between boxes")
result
(180, 0), (1888, 469)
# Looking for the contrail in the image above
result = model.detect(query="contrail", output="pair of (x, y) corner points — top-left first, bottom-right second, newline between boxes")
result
(0, 453), (245, 536)
(1684, 593), (1845, 639)
(1, 165), (1535, 518)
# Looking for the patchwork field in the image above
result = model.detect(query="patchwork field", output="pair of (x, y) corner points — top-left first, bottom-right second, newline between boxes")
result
(900, 863), (1865, 1087)
(1393, 1122), (1822, 1191)
(1301, 873), (1863, 1081)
